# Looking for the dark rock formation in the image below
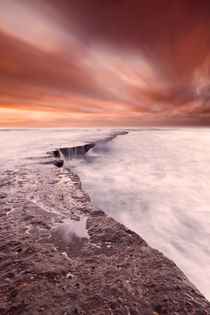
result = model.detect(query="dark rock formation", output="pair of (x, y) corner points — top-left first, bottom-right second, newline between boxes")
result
(0, 165), (209, 314)
(59, 143), (95, 160)
(53, 150), (60, 158)
(52, 130), (128, 162)
(54, 159), (64, 167)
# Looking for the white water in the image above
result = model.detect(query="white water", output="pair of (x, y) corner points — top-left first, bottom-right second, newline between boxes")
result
(0, 128), (118, 169)
(0, 127), (210, 300)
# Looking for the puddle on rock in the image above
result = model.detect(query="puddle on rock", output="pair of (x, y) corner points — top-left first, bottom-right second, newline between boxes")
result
(50, 217), (89, 258)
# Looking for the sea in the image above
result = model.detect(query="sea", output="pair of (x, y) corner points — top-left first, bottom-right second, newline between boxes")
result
(0, 127), (210, 300)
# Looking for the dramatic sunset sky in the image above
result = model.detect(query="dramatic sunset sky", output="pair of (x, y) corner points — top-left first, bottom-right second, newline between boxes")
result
(1, 0), (210, 127)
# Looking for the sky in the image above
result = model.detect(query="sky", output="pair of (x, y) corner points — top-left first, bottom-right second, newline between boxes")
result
(0, 0), (210, 127)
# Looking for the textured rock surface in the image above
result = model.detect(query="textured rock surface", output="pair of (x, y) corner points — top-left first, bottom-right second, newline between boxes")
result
(0, 165), (209, 314)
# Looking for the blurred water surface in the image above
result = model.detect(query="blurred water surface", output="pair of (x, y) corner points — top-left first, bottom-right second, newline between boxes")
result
(66, 128), (210, 300)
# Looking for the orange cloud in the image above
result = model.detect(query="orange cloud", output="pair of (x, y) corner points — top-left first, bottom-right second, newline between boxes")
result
(1, 0), (210, 126)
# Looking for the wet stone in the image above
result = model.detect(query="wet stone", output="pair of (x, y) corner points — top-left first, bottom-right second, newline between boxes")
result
(0, 193), (7, 198)
(54, 160), (64, 168)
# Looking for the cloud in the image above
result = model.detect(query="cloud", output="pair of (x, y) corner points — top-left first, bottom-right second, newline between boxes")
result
(0, 0), (210, 126)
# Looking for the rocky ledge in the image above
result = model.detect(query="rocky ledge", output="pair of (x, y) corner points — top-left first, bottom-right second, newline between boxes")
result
(0, 165), (209, 315)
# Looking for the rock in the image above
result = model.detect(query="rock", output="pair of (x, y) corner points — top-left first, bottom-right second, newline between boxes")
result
(54, 160), (64, 167)
(53, 150), (60, 158)
(59, 143), (95, 160)
(0, 192), (7, 198)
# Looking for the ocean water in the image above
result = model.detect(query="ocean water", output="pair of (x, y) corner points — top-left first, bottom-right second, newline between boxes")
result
(0, 128), (117, 170)
(0, 127), (210, 300)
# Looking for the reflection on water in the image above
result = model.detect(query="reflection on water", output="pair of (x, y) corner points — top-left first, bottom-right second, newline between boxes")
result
(65, 129), (210, 300)
(55, 217), (89, 244)
(51, 217), (89, 258)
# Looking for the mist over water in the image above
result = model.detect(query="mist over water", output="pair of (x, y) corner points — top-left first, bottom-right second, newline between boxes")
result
(65, 129), (210, 300)
(0, 128), (118, 169)
(0, 127), (210, 300)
